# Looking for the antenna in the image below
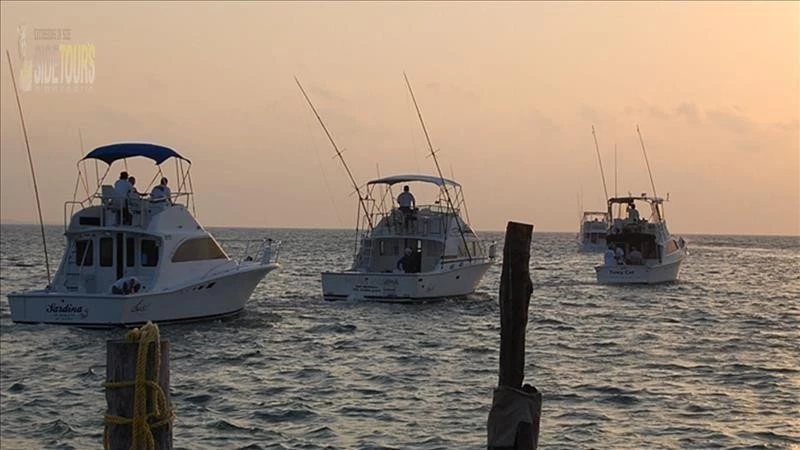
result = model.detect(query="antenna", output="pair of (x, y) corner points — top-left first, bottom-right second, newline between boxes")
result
(614, 143), (618, 198)
(6, 50), (51, 285)
(295, 77), (373, 230)
(636, 125), (658, 199)
(76, 130), (90, 197)
(591, 125), (609, 201)
(403, 72), (472, 260)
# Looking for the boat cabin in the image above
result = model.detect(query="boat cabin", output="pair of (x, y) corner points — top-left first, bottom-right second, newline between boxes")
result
(580, 211), (609, 244)
(348, 174), (488, 273)
(50, 143), (232, 295)
(605, 195), (680, 264)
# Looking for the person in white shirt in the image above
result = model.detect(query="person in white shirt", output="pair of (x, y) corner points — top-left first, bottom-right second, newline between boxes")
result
(150, 177), (172, 204)
(627, 203), (640, 224)
(615, 246), (626, 265)
(113, 171), (133, 225)
(628, 247), (644, 265)
(604, 246), (617, 266)
(397, 185), (416, 229)
(128, 176), (142, 196)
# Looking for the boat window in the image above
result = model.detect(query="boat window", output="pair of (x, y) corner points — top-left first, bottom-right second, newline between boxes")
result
(75, 239), (93, 266)
(379, 241), (385, 256)
(99, 237), (113, 267)
(666, 239), (679, 254)
(171, 236), (228, 263)
(141, 239), (159, 267)
(126, 238), (136, 267)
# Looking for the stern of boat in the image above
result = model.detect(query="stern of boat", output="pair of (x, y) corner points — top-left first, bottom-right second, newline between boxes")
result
(321, 260), (492, 302)
(595, 258), (683, 284)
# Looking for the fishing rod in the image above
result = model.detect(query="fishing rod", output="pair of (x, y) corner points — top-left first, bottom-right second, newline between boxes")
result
(614, 143), (618, 199)
(591, 125), (610, 201)
(403, 72), (472, 260)
(615, 143), (623, 218)
(6, 50), (51, 284)
(76, 130), (90, 198)
(70, 131), (91, 217)
(636, 125), (662, 220)
(81, 129), (100, 193)
(295, 77), (373, 230)
(636, 125), (658, 199)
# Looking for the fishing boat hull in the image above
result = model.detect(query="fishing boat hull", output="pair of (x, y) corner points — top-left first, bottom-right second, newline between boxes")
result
(595, 256), (683, 284)
(321, 260), (492, 302)
(6, 264), (279, 327)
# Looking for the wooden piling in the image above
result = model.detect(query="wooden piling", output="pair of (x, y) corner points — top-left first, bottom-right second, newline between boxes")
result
(488, 221), (541, 450)
(105, 339), (172, 450)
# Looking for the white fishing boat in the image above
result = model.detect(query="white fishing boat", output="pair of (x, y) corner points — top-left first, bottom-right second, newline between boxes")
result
(577, 211), (610, 252)
(595, 195), (687, 284)
(321, 174), (495, 302)
(6, 143), (281, 326)
(296, 74), (494, 302)
(577, 126), (612, 253)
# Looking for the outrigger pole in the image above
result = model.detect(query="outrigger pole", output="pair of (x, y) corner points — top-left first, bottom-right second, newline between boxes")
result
(82, 129), (100, 192)
(591, 125), (610, 201)
(295, 77), (373, 230)
(636, 125), (662, 220)
(636, 125), (658, 199)
(6, 50), (51, 284)
(403, 72), (472, 260)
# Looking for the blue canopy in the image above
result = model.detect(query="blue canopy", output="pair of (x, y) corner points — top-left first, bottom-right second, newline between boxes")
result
(82, 143), (189, 165)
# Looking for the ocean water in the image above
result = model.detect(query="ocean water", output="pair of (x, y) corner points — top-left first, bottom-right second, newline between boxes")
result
(1, 224), (798, 450)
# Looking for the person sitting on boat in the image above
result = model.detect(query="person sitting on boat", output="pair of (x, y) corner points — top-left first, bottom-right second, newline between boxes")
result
(397, 185), (416, 229)
(615, 246), (626, 265)
(604, 245), (617, 266)
(628, 247), (644, 265)
(627, 203), (640, 224)
(111, 276), (142, 295)
(113, 171), (133, 225)
(150, 177), (172, 204)
(397, 248), (418, 273)
(128, 176), (141, 196)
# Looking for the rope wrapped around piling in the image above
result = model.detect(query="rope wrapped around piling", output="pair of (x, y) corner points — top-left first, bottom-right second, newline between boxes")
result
(103, 322), (174, 450)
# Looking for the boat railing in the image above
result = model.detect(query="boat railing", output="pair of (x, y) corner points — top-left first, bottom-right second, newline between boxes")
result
(64, 190), (196, 230)
(219, 238), (282, 265)
(370, 205), (457, 237)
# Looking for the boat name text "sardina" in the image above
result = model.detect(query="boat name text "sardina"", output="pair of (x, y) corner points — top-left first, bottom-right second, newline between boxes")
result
(46, 303), (84, 314)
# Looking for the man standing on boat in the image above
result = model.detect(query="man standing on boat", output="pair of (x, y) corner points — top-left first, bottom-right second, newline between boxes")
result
(627, 203), (640, 224)
(113, 171), (133, 225)
(397, 185), (416, 230)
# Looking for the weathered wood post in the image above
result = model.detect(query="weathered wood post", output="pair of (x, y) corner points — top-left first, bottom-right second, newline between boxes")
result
(487, 221), (541, 450)
(105, 323), (173, 450)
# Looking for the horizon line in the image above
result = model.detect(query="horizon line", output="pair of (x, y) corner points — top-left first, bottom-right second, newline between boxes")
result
(0, 222), (798, 238)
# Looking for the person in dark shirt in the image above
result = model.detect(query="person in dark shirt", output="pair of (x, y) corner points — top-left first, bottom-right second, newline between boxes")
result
(397, 248), (417, 273)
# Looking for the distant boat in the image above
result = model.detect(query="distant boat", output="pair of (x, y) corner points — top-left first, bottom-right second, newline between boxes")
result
(595, 195), (687, 284)
(579, 126), (612, 253)
(6, 143), (281, 326)
(321, 174), (495, 302)
(577, 210), (610, 252)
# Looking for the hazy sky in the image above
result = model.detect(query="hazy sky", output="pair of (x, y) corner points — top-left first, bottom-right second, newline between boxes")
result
(1, 2), (798, 235)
